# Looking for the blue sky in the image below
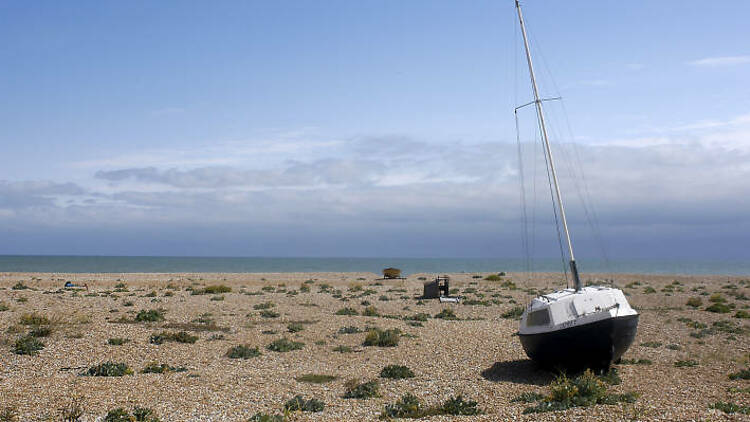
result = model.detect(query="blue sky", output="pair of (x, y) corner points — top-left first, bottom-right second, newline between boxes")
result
(1, 1), (749, 259)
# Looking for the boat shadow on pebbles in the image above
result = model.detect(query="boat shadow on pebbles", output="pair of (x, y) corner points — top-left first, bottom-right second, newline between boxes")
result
(480, 360), (555, 386)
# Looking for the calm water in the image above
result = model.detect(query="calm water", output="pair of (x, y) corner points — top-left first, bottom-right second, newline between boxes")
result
(0, 255), (748, 275)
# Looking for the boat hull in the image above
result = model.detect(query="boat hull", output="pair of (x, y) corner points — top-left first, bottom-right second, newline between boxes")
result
(519, 314), (639, 372)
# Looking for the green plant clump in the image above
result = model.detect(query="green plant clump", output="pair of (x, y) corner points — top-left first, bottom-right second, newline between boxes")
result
(247, 413), (285, 422)
(82, 362), (133, 377)
(226, 345), (261, 359)
(191, 285), (231, 295)
(149, 331), (198, 345)
(141, 362), (187, 374)
(501, 306), (524, 320)
(343, 380), (380, 399)
(521, 370), (638, 414)
(709, 401), (749, 415)
(108, 337), (131, 346)
(283, 395), (324, 412)
(380, 364), (415, 379)
(295, 374), (337, 384)
(135, 309), (165, 322)
(674, 360), (699, 368)
(685, 297), (702, 308)
(336, 307), (359, 316)
(434, 308), (458, 320)
(728, 368), (750, 380)
(705, 303), (732, 313)
(267, 338), (304, 352)
(13, 335), (45, 355)
(259, 310), (280, 318)
(363, 328), (401, 347)
(104, 407), (161, 422)
(380, 394), (482, 419)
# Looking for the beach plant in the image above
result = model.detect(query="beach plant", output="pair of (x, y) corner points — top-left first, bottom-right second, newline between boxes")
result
(104, 407), (161, 422)
(29, 326), (52, 337)
(135, 309), (165, 322)
(674, 360), (698, 368)
(709, 293), (726, 303)
(640, 341), (662, 348)
(521, 370), (638, 414)
(267, 338), (304, 352)
(728, 368), (750, 380)
(333, 345), (353, 353)
(19, 312), (51, 326)
(149, 331), (198, 345)
(343, 380), (380, 399)
(380, 394), (482, 419)
(253, 302), (275, 310)
(287, 322), (304, 333)
(380, 365), (415, 379)
(363, 328), (401, 347)
(706, 303), (732, 313)
(709, 402), (750, 415)
(380, 393), (421, 419)
(643, 287), (656, 294)
(434, 308), (458, 320)
(141, 362), (186, 374)
(226, 345), (261, 359)
(108, 337), (131, 346)
(58, 395), (84, 422)
(335, 307), (359, 316)
(82, 362), (133, 377)
(103, 408), (131, 422)
(338, 326), (360, 334)
(295, 374), (337, 384)
(247, 413), (285, 422)
(283, 395), (324, 412)
(440, 395), (483, 415)
(12, 281), (28, 290)
(484, 274), (502, 281)
(191, 285), (231, 295)
(501, 306), (525, 320)
(363, 305), (380, 317)
(0, 302), (8, 312)
(735, 310), (750, 319)
(511, 392), (546, 403)
(259, 310), (280, 318)
(685, 297), (702, 308)
(13, 335), (44, 355)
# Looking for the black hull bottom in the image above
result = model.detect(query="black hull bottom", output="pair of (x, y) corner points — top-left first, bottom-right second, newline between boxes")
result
(519, 314), (639, 372)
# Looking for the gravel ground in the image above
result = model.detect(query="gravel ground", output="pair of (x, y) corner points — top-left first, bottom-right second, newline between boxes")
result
(0, 271), (748, 421)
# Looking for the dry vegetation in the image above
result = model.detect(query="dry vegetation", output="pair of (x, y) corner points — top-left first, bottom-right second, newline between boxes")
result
(0, 271), (748, 421)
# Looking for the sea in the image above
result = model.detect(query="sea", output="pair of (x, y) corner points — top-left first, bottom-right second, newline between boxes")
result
(0, 255), (748, 276)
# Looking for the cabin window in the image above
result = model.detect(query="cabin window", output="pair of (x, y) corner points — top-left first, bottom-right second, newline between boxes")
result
(527, 309), (550, 326)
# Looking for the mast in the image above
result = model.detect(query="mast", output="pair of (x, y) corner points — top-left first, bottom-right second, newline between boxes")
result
(515, 0), (582, 291)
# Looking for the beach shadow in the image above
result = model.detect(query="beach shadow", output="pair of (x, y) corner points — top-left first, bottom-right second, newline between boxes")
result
(480, 359), (554, 386)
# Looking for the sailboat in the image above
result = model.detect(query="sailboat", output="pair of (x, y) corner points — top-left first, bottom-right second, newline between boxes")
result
(513, 0), (639, 372)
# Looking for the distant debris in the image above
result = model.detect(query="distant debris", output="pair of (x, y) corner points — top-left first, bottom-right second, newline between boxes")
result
(423, 275), (460, 302)
(382, 268), (404, 280)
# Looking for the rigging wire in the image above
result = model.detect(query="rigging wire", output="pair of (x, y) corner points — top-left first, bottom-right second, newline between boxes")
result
(523, 17), (612, 280)
(514, 111), (531, 275)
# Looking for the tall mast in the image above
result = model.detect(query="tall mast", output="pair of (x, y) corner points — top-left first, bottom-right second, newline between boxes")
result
(515, 0), (582, 291)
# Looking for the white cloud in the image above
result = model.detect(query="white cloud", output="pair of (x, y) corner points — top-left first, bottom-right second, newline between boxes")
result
(688, 55), (750, 67)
